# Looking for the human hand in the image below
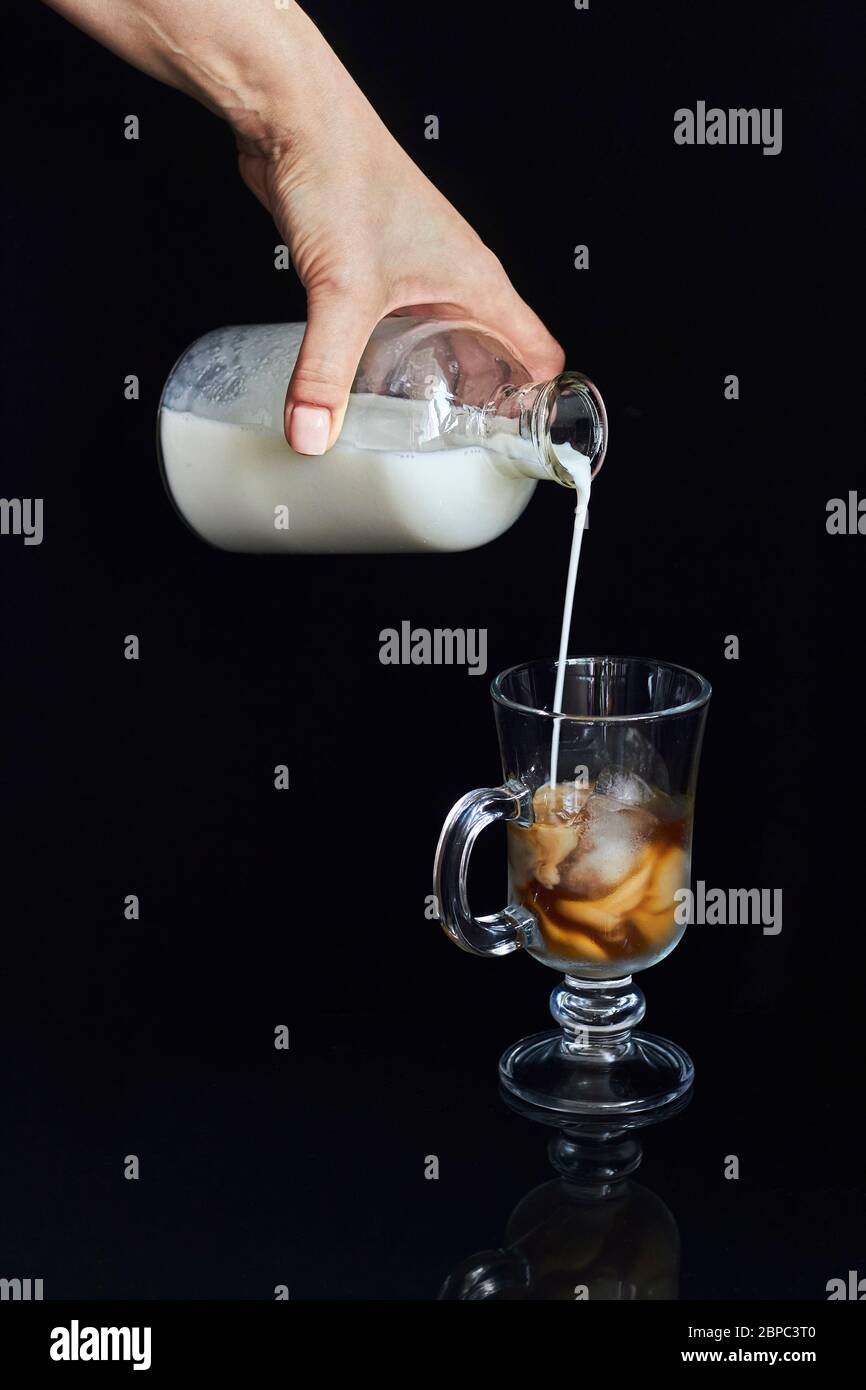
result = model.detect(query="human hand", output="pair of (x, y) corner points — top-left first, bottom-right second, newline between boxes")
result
(238, 100), (565, 453)
(42, 0), (564, 453)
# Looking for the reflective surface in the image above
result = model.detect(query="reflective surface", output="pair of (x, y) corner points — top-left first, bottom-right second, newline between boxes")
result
(441, 1092), (689, 1300)
(0, 948), (862, 1299)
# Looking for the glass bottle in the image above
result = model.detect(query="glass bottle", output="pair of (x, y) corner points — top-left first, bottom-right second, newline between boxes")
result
(158, 317), (607, 553)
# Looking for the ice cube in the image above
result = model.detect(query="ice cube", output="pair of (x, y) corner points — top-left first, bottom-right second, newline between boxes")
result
(595, 767), (655, 806)
(557, 792), (658, 899)
(618, 727), (671, 792)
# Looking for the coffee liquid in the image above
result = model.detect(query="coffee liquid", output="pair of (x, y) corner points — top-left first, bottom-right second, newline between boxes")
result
(507, 781), (692, 976)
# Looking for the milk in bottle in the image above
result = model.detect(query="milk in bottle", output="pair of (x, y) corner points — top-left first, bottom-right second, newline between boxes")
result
(158, 318), (607, 554)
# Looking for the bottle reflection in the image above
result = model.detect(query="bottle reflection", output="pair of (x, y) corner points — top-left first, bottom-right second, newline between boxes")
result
(439, 1090), (689, 1301)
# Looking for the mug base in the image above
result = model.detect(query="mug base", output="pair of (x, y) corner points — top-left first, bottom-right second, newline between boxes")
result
(498, 1028), (694, 1117)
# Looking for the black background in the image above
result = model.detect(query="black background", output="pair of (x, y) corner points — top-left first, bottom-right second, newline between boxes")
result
(1, 0), (863, 1301)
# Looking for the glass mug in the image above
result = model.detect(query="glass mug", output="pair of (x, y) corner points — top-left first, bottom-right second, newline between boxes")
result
(433, 656), (711, 1115)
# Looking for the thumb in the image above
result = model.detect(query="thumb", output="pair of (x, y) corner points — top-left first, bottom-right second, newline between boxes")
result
(285, 290), (382, 454)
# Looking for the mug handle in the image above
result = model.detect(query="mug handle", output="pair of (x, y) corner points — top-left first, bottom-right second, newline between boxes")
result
(433, 780), (537, 957)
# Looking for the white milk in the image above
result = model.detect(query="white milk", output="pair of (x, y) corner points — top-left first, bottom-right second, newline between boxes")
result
(158, 322), (562, 554)
(549, 453), (592, 786)
(159, 404), (538, 554)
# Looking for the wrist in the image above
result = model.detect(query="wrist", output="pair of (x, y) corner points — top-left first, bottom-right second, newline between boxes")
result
(212, 8), (379, 163)
(218, 37), (339, 155)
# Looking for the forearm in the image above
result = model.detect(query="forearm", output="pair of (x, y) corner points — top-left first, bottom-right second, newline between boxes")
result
(41, 0), (385, 155)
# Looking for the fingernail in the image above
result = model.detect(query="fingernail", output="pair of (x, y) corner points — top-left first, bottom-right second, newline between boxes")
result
(290, 404), (330, 455)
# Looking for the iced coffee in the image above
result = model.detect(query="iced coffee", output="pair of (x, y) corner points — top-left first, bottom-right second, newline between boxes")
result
(507, 770), (690, 975)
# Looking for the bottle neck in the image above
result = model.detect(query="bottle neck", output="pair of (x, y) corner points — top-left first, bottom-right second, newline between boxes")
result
(481, 371), (608, 486)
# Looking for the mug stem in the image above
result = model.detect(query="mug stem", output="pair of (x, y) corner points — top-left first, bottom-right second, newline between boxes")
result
(551, 975), (646, 1063)
(499, 975), (693, 1116)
